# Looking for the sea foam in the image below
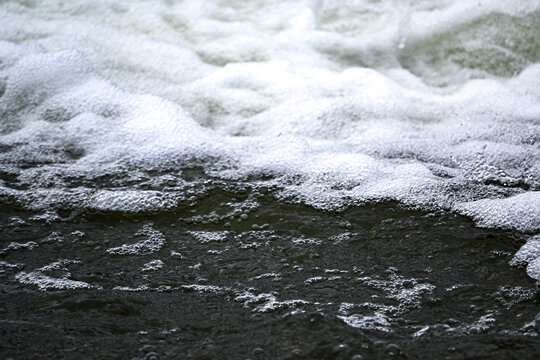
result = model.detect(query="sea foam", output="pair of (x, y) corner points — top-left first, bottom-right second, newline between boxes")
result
(0, 1), (538, 249)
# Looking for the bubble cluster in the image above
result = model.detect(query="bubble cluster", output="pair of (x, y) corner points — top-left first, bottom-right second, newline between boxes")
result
(15, 259), (97, 291)
(355, 268), (436, 316)
(495, 285), (536, 309)
(107, 224), (166, 256)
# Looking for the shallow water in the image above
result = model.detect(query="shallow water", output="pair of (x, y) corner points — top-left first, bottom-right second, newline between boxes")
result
(0, 0), (539, 358)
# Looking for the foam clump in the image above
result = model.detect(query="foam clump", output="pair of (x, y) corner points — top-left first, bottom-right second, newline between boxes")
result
(338, 311), (392, 333)
(511, 235), (540, 267)
(15, 271), (95, 291)
(188, 231), (230, 244)
(355, 269), (435, 316)
(454, 192), (540, 233)
(89, 190), (182, 213)
(15, 259), (97, 291)
(0, 241), (38, 255)
(141, 259), (164, 272)
(235, 291), (308, 313)
(107, 224), (166, 255)
(495, 285), (536, 307)
(510, 234), (540, 280)
(526, 258), (540, 280)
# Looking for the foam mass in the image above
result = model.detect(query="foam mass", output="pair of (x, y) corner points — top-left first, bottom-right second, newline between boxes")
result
(0, 1), (538, 240)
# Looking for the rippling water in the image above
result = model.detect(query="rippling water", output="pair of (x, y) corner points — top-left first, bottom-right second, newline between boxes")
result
(0, 0), (539, 358)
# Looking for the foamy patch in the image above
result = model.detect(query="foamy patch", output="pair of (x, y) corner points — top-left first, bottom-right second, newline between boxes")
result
(511, 235), (540, 267)
(107, 223), (166, 255)
(180, 284), (230, 294)
(15, 271), (95, 291)
(141, 259), (164, 272)
(89, 190), (182, 213)
(495, 285), (536, 308)
(15, 259), (98, 291)
(113, 285), (174, 292)
(0, 241), (38, 255)
(0, 261), (21, 272)
(0, 46), (219, 213)
(235, 291), (308, 313)
(356, 270), (435, 315)
(338, 312), (392, 333)
(413, 312), (498, 337)
(188, 231), (230, 243)
(512, 235), (540, 280)
(455, 192), (540, 233)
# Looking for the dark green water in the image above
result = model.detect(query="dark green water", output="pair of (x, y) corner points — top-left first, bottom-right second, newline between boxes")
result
(1, 186), (539, 359)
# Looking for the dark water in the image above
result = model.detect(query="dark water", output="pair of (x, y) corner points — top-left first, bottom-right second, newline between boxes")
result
(1, 186), (539, 359)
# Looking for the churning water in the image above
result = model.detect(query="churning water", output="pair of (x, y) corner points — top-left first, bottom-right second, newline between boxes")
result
(0, 0), (539, 358)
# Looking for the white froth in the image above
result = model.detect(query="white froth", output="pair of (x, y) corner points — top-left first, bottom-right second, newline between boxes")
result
(455, 192), (540, 233)
(0, 241), (38, 255)
(15, 271), (95, 291)
(235, 291), (308, 313)
(511, 235), (540, 267)
(107, 224), (166, 255)
(338, 312), (392, 333)
(15, 259), (98, 291)
(511, 234), (540, 280)
(526, 258), (540, 280)
(0, 0), (538, 255)
(356, 270), (435, 315)
(141, 259), (164, 272)
(188, 231), (230, 243)
(0, 261), (21, 272)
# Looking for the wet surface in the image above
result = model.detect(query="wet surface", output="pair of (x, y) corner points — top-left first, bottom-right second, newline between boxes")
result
(1, 187), (540, 359)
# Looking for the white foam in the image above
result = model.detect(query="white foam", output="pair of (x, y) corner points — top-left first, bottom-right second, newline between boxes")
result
(15, 259), (98, 291)
(338, 312), (392, 333)
(0, 241), (38, 255)
(235, 291), (308, 313)
(510, 235), (540, 267)
(141, 259), (164, 272)
(15, 271), (95, 291)
(113, 285), (174, 292)
(0, 261), (21, 272)
(188, 231), (230, 244)
(107, 223), (166, 255)
(511, 234), (540, 280)
(0, 0), (538, 258)
(455, 192), (540, 233)
(356, 270), (436, 315)
(526, 258), (540, 280)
